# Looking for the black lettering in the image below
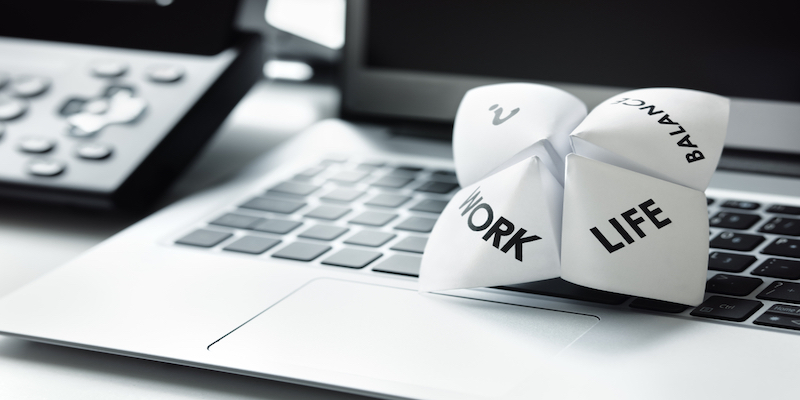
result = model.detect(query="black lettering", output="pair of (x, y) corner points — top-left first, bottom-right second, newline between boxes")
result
(676, 134), (698, 148)
(658, 114), (679, 125)
(668, 126), (687, 136)
(500, 228), (541, 261)
(482, 217), (515, 248)
(686, 150), (705, 163)
(590, 227), (624, 254)
(609, 217), (634, 244)
(467, 203), (493, 231)
(639, 105), (664, 115)
(610, 97), (628, 104)
(639, 199), (671, 229)
(621, 208), (647, 238)
(459, 187), (482, 216)
(621, 99), (645, 107)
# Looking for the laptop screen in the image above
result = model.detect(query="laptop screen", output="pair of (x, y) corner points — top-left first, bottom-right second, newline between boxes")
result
(366, 1), (799, 103)
(343, 0), (800, 157)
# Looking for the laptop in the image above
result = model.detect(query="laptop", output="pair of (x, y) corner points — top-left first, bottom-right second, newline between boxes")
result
(1, 1), (799, 399)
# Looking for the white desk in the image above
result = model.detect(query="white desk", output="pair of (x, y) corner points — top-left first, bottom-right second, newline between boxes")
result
(0, 80), (371, 400)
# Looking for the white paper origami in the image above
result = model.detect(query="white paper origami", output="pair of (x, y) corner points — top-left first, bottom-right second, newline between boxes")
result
(419, 84), (729, 306)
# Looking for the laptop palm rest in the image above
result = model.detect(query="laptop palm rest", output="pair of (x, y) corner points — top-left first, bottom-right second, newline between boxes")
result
(209, 278), (599, 396)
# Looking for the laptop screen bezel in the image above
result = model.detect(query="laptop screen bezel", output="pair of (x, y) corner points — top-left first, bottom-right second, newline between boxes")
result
(341, 0), (628, 126)
(341, 0), (800, 157)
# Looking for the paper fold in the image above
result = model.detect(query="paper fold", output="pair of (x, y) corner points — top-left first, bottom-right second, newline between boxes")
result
(560, 155), (709, 306)
(570, 88), (729, 192)
(453, 83), (587, 187)
(419, 157), (563, 292)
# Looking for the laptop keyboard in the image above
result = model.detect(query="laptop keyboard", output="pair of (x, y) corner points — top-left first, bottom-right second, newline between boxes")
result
(175, 157), (800, 334)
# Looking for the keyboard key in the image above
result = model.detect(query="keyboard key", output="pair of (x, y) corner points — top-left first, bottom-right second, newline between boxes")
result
(240, 197), (305, 214)
(322, 248), (383, 269)
(372, 254), (422, 277)
(754, 303), (800, 330)
(371, 175), (414, 189)
(709, 231), (765, 252)
(272, 242), (331, 262)
(0, 95), (27, 121)
(176, 229), (232, 248)
(268, 181), (320, 196)
(329, 170), (369, 184)
(146, 64), (185, 83)
(720, 200), (760, 210)
(756, 281), (800, 303)
(394, 216), (437, 233)
(209, 213), (264, 229)
(751, 258), (800, 280)
(498, 278), (630, 305)
(27, 159), (66, 177)
(252, 219), (302, 234)
(19, 137), (55, 153)
(365, 193), (412, 208)
(429, 170), (458, 183)
(60, 98), (87, 116)
(11, 75), (50, 97)
(708, 252), (757, 273)
(761, 303), (800, 316)
(76, 143), (113, 160)
(344, 230), (396, 247)
(390, 236), (428, 253)
(91, 60), (128, 77)
(759, 217), (800, 236)
(690, 296), (762, 322)
(762, 237), (800, 258)
(104, 85), (135, 97)
(321, 156), (348, 164)
(223, 236), (281, 254)
(357, 161), (385, 169)
(298, 225), (349, 241)
(753, 312), (800, 331)
(304, 205), (351, 220)
(706, 274), (763, 296)
(415, 181), (458, 194)
(295, 165), (326, 180)
(766, 204), (800, 215)
(391, 166), (424, 175)
(349, 211), (398, 226)
(628, 298), (689, 313)
(321, 188), (365, 202)
(709, 212), (760, 230)
(410, 199), (448, 214)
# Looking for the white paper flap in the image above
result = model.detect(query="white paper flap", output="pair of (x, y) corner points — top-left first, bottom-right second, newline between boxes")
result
(560, 155), (709, 306)
(453, 83), (587, 187)
(419, 157), (563, 292)
(570, 88), (729, 192)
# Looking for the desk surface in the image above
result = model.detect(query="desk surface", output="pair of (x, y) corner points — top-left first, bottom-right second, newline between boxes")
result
(0, 80), (372, 400)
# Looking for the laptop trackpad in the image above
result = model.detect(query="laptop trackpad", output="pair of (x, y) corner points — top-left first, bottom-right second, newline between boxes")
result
(209, 279), (599, 396)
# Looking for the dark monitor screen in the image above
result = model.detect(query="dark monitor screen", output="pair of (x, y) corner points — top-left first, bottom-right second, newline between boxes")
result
(366, 1), (800, 103)
(0, 0), (240, 55)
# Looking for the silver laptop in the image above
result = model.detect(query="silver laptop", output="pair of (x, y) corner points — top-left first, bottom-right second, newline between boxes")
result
(2, 1), (800, 399)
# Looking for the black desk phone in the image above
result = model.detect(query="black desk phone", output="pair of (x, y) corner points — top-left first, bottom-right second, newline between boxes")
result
(0, 0), (262, 210)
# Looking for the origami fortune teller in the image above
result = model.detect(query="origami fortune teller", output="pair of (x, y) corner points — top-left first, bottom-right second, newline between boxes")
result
(419, 83), (729, 306)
